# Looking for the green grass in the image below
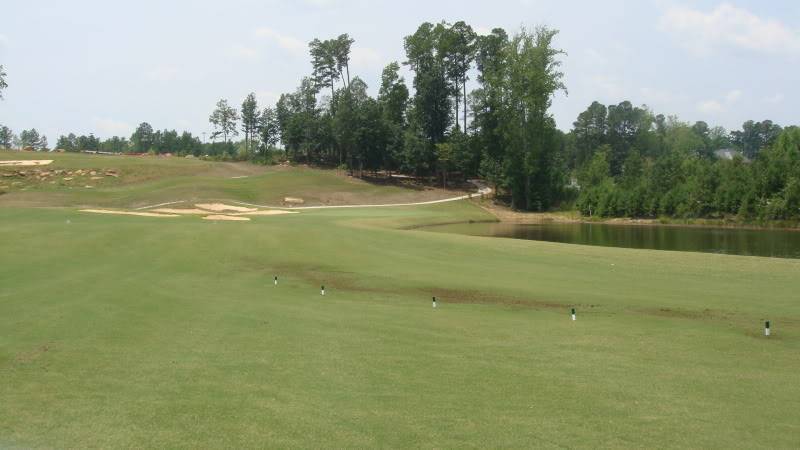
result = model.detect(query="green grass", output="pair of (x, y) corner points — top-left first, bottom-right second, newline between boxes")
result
(0, 150), (459, 209)
(1, 155), (799, 448)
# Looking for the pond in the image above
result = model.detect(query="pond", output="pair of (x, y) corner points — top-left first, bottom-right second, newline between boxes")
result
(421, 222), (800, 259)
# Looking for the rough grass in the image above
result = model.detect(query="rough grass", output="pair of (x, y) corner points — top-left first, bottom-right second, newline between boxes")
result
(0, 151), (463, 208)
(1, 198), (798, 448)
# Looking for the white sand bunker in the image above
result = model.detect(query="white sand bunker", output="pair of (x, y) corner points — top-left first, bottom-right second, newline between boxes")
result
(195, 203), (257, 213)
(0, 160), (54, 167)
(80, 209), (179, 218)
(202, 214), (251, 221)
(233, 210), (297, 216)
(151, 208), (210, 215)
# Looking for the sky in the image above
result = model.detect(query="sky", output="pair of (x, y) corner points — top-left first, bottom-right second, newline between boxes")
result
(0, 0), (798, 141)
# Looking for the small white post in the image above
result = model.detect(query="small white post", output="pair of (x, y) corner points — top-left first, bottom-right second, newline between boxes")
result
(274, 276), (278, 286)
(765, 320), (770, 336)
(432, 296), (437, 308)
(321, 285), (325, 296)
(571, 308), (576, 321)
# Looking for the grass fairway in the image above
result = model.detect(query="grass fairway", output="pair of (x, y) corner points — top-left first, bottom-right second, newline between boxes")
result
(1, 156), (799, 448)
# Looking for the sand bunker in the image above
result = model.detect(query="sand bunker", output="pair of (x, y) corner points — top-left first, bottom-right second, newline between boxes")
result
(283, 197), (305, 204)
(195, 203), (257, 213)
(233, 210), (297, 216)
(151, 208), (210, 215)
(0, 160), (54, 167)
(80, 209), (179, 218)
(202, 214), (251, 221)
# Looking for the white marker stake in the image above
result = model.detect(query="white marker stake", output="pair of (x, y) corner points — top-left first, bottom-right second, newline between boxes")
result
(571, 308), (576, 321)
(274, 276), (278, 286)
(321, 285), (325, 296)
(765, 320), (770, 337)
(432, 296), (437, 308)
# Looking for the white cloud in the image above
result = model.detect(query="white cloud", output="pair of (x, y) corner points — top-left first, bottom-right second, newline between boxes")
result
(696, 89), (743, 114)
(590, 74), (625, 99)
(475, 26), (493, 36)
(253, 27), (306, 55)
(93, 118), (134, 137)
(230, 44), (260, 61)
(725, 89), (742, 103)
(659, 3), (800, 56)
(255, 90), (280, 106)
(764, 93), (785, 104)
(350, 47), (382, 69)
(639, 87), (688, 105)
(303, 0), (336, 6)
(144, 66), (180, 82)
(584, 48), (608, 66)
(697, 99), (724, 114)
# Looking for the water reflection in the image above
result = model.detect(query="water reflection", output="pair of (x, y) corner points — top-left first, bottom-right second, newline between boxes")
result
(422, 222), (800, 259)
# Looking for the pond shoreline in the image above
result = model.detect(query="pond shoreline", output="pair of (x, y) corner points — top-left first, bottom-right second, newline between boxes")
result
(477, 201), (800, 232)
(423, 217), (800, 259)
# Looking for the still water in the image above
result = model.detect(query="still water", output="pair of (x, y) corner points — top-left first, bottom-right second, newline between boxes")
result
(422, 222), (800, 259)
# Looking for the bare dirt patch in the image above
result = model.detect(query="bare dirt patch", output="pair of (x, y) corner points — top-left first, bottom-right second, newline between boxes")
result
(15, 344), (51, 364)
(202, 214), (251, 221)
(283, 197), (305, 204)
(0, 160), (54, 167)
(152, 208), (210, 215)
(196, 203), (257, 213)
(234, 210), (297, 216)
(430, 287), (585, 310)
(80, 209), (179, 218)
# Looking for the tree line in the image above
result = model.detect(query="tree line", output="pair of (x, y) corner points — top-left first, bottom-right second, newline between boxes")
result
(2, 23), (798, 219)
(569, 102), (798, 220)
(217, 23), (570, 210)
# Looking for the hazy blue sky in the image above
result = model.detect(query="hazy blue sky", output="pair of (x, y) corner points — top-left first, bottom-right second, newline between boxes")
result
(1, 0), (798, 141)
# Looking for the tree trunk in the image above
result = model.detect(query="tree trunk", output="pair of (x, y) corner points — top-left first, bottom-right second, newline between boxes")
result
(454, 80), (460, 131)
(525, 175), (531, 211)
(330, 81), (336, 114)
(463, 78), (468, 132)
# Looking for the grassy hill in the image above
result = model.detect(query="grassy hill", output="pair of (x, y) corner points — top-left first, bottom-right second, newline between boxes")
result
(0, 152), (798, 448)
(0, 151), (464, 208)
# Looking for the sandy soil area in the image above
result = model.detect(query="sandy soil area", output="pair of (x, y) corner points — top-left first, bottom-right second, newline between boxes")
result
(151, 208), (210, 215)
(80, 209), (179, 218)
(0, 160), (54, 166)
(202, 214), (251, 221)
(233, 210), (297, 216)
(195, 203), (257, 212)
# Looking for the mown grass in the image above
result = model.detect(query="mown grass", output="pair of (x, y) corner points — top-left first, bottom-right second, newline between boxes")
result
(1, 197), (798, 448)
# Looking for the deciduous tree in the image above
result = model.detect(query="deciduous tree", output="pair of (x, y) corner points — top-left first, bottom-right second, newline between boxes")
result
(209, 99), (239, 144)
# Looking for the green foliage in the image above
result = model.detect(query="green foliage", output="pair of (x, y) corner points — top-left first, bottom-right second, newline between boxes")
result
(0, 125), (14, 149)
(209, 99), (239, 144)
(0, 64), (7, 99)
(131, 122), (154, 151)
(19, 128), (47, 150)
(257, 107), (279, 156)
(240, 92), (259, 155)
(572, 121), (800, 220)
(378, 62), (409, 172)
(732, 120), (782, 159)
